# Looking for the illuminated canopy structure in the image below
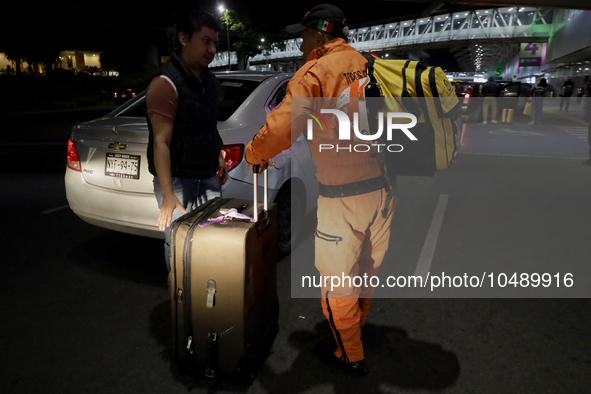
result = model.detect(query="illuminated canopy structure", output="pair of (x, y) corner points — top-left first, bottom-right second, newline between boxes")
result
(210, 7), (584, 73)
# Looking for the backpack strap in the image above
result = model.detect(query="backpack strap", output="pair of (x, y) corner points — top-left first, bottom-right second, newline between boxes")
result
(361, 52), (382, 97)
(404, 60), (424, 119)
(359, 52), (395, 217)
(402, 60), (413, 99)
(361, 51), (375, 77)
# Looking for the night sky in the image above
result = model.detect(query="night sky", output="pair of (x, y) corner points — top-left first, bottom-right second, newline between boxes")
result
(1, 0), (462, 71)
(3, 0), (434, 47)
(204, 0), (430, 28)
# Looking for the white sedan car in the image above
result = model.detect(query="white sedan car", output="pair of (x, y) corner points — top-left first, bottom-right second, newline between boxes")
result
(65, 71), (318, 255)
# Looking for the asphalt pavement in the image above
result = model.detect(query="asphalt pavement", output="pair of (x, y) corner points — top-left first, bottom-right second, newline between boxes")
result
(1, 100), (591, 393)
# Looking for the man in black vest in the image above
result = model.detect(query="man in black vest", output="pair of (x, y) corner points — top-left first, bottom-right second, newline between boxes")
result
(146, 9), (228, 271)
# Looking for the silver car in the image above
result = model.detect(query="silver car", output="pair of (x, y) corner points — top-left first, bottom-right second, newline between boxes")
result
(65, 71), (318, 255)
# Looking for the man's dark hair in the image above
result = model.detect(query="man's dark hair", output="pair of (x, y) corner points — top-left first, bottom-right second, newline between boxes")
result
(322, 30), (348, 44)
(308, 28), (348, 44)
(175, 8), (221, 50)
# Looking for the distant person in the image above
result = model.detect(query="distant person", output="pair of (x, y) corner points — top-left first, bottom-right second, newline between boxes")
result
(581, 76), (590, 106)
(559, 77), (575, 111)
(528, 78), (553, 125)
(146, 8), (228, 272)
(466, 83), (481, 123)
(481, 76), (498, 124)
(583, 76), (591, 165)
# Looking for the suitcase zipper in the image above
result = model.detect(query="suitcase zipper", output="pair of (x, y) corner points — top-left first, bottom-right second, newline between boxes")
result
(181, 199), (229, 361)
(175, 288), (186, 362)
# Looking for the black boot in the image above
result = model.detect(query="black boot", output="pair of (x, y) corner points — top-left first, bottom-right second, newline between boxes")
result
(314, 340), (367, 376)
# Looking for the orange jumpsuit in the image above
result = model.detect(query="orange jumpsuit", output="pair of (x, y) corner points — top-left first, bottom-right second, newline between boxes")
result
(245, 38), (394, 363)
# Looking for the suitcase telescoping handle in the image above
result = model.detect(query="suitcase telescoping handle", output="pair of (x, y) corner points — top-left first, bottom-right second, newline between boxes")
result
(251, 165), (268, 223)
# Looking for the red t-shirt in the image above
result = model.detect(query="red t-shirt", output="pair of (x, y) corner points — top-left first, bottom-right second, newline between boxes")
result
(146, 75), (178, 125)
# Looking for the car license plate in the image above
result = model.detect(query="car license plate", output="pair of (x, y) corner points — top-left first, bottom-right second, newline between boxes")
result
(105, 153), (140, 179)
(121, 93), (127, 98)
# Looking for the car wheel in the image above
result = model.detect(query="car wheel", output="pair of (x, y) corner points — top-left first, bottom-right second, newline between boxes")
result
(274, 183), (303, 258)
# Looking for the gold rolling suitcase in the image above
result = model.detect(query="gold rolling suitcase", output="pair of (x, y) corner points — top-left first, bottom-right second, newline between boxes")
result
(169, 168), (278, 382)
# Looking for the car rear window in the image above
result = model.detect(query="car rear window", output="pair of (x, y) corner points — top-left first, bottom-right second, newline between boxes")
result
(454, 83), (472, 95)
(503, 83), (520, 95)
(115, 94), (147, 117)
(218, 79), (260, 121)
(115, 79), (260, 121)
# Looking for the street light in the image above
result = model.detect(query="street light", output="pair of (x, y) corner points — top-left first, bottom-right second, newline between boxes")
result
(218, 5), (230, 71)
(261, 38), (269, 70)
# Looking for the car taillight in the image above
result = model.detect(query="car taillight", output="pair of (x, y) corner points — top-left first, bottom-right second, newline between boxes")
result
(67, 139), (82, 172)
(221, 144), (244, 173)
(114, 92), (118, 98)
(465, 93), (470, 98)
(132, 92), (136, 97)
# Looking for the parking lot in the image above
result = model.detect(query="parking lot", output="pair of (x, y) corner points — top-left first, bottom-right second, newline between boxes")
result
(1, 102), (591, 393)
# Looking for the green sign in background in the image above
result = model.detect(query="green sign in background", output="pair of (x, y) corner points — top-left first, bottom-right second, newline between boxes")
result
(494, 62), (505, 79)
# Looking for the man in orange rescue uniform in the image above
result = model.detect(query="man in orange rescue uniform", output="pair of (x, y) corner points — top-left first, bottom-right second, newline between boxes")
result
(246, 4), (395, 376)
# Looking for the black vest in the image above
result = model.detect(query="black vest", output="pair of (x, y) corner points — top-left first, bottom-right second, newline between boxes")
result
(147, 53), (223, 179)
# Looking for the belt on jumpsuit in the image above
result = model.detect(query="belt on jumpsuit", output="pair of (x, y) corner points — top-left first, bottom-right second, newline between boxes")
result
(318, 176), (389, 198)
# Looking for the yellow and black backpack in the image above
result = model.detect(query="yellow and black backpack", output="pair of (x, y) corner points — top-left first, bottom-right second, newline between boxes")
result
(360, 52), (462, 176)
